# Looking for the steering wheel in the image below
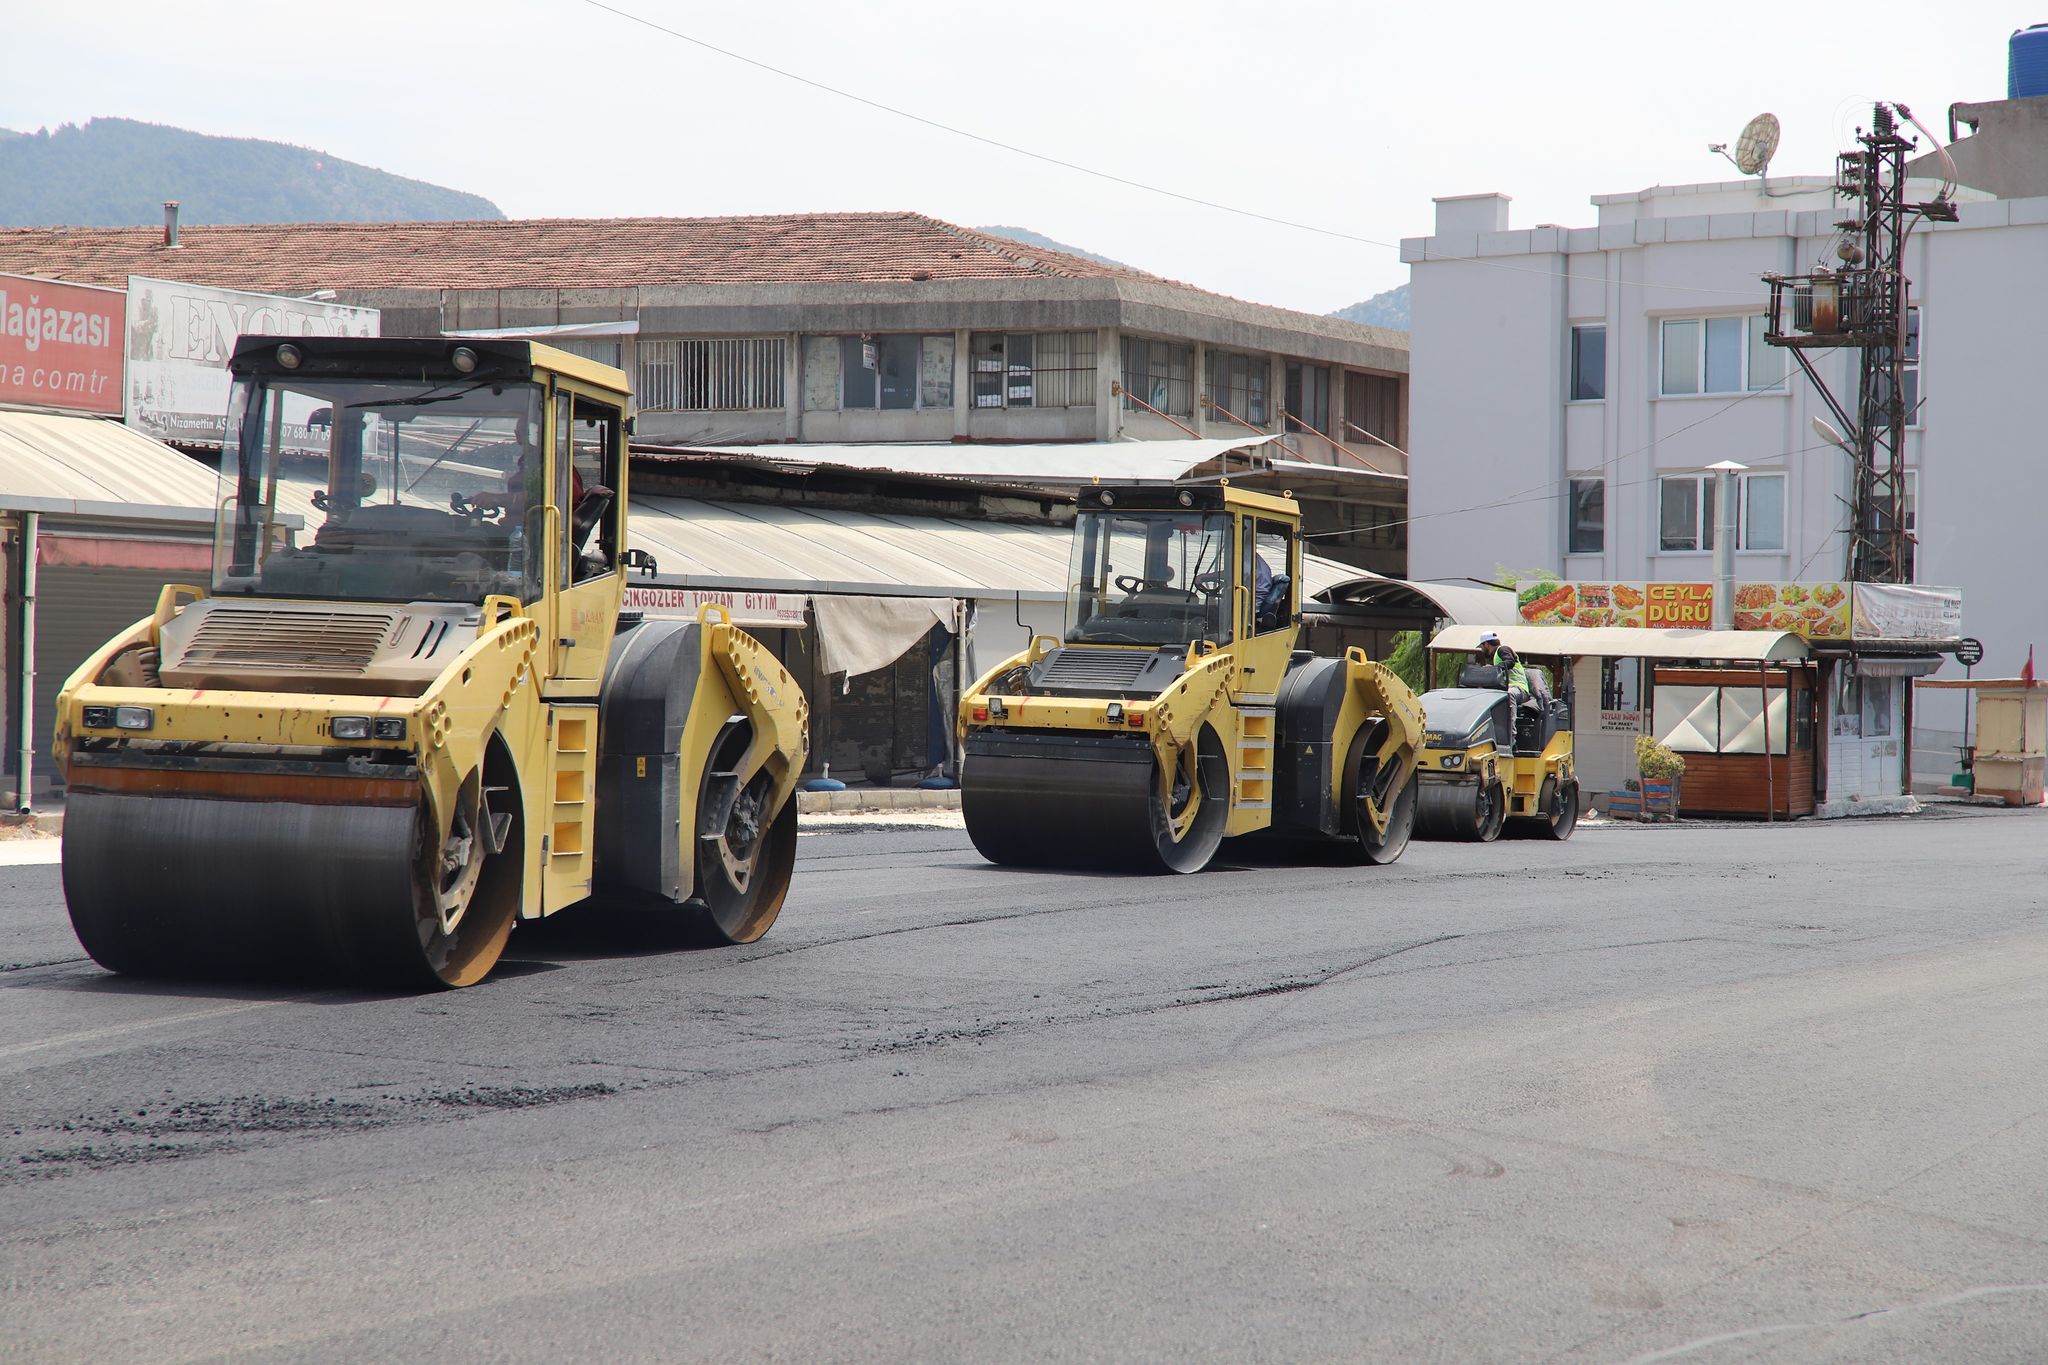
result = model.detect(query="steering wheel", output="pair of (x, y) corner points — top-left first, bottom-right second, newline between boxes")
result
(1192, 572), (1226, 598)
(450, 490), (505, 526)
(1114, 574), (1166, 594)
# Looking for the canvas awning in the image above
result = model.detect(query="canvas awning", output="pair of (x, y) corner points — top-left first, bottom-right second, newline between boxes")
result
(1430, 623), (1810, 662)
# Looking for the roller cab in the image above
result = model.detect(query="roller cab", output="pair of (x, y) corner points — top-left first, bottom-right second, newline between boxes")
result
(54, 337), (807, 988)
(1413, 658), (1578, 842)
(958, 482), (1422, 873)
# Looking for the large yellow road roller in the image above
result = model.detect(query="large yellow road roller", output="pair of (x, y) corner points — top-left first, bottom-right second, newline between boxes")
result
(54, 336), (807, 988)
(958, 482), (1423, 873)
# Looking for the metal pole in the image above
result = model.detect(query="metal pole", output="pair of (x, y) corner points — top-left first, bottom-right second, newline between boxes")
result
(16, 511), (37, 814)
(1708, 461), (1744, 630)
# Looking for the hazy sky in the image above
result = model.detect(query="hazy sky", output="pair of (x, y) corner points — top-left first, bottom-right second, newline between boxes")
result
(4, 1), (2035, 314)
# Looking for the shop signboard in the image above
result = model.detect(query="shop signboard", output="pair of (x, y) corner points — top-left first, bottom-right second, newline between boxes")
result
(0, 273), (126, 417)
(1517, 580), (1860, 641)
(623, 584), (809, 628)
(1596, 709), (1643, 734)
(125, 276), (378, 449)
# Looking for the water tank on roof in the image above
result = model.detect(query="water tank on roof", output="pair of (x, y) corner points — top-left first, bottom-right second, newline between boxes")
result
(2012, 23), (2048, 99)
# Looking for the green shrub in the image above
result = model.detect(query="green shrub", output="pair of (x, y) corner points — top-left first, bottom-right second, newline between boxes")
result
(1634, 735), (1687, 781)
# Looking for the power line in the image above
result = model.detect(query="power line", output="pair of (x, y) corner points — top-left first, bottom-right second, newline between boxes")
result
(578, 0), (1775, 302)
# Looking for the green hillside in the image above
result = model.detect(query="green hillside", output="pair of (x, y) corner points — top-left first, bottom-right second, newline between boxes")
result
(0, 118), (503, 227)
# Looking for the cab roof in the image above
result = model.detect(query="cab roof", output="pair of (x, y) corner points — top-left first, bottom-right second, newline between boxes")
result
(1077, 480), (1299, 521)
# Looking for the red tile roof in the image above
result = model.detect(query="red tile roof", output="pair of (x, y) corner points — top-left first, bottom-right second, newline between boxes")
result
(0, 212), (1182, 294)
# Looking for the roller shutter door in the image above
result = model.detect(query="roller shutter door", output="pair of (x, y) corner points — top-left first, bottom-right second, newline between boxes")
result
(30, 565), (173, 780)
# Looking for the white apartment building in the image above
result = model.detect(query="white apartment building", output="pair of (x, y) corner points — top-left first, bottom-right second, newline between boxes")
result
(1400, 117), (2048, 789)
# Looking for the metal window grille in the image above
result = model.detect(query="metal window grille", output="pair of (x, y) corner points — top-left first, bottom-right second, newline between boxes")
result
(636, 338), (786, 411)
(971, 332), (1097, 409)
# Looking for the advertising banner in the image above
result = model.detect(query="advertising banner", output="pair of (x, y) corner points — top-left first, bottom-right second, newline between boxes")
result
(0, 273), (126, 417)
(623, 584), (809, 628)
(125, 276), (378, 449)
(1517, 580), (1858, 641)
(1851, 583), (1963, 641)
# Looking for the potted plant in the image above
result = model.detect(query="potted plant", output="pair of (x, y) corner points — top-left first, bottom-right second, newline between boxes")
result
(1634, 736), (1687, 819)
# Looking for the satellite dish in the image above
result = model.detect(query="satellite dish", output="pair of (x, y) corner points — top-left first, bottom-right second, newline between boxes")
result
(1734, 113), (1781, 176)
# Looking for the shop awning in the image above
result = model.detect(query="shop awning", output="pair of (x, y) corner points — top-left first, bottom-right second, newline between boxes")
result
(1430, 623), (1810, 662)
(1313, 574), (1518, 627)
(626, 493), (1364, 602)
(0, 411), (218, 522)
(645, 436), (1282, 486)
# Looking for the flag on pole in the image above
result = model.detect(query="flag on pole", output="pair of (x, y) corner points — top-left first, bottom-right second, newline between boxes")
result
(2024, 647), (2036, 686)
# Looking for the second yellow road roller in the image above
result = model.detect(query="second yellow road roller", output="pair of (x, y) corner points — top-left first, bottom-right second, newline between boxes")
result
(54, 336), (808, 988)
(958, 482), (1423, 872)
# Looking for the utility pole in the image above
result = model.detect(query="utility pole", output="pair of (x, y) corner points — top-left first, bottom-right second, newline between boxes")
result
(1763, 102), (1955, 584)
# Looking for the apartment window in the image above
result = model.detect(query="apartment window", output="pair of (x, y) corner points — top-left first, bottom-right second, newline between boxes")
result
(1570, 325), (1605, 400)
(636, 338), (785, 412)
(1568, 476), (1604, 554)
(1205, 350), (1269, 426)
(1903, 306), (1921, 424)
(1871, 469), (1918, 579)
(1661, 316), (1785, 395)
(970, 331), (1096, 409)
(1657, 470), (1786, 552)
(1741, 472), (1786, 551)
(1284, 362), (1331, 436)
(1120, 337), (1194, 417)
(801, 334), (953, 411)
(1747, 316), (1787, 390)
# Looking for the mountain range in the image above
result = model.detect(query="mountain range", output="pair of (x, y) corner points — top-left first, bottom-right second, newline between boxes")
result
(0, 118), (502, 227)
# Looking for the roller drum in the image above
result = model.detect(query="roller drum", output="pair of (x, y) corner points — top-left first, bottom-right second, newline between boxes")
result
(962, 729), (1225, 874)
(63, 788), (515, 989)
(1413, 777), (1504, 843)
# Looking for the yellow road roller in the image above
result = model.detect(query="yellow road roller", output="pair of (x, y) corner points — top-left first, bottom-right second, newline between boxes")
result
(1413, 640), (1578, 842)
(54, 336), (808, 988)
(958, 482), (1423, 873)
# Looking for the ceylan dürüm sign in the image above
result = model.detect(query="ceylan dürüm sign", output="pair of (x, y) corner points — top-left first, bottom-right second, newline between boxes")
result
(0, 273), (126, 417)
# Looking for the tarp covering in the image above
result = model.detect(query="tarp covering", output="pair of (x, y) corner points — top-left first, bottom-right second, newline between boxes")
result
(811, 595), (955, 682)
(1431, 623), (1810, 662)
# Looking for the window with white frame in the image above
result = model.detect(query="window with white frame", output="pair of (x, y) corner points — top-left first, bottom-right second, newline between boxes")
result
(1570, 325), (1605, 401)
(1660, 316), (1787, 395)
(1120, 337), (1194, 417)
(636, 338), (785, 412)
(800, 334), (954, 411)
(1205, 350), (1269, 426)
(1568, 476), (1604, 553)
(970, 331), (1097, 409)
(1657, 470), (1786, 552)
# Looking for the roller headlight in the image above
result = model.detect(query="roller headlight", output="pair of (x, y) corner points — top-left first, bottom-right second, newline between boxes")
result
(275, 343), (303, 370)
(330, 715), (371, 740)
(372, 717), (407, 741)
(81, 705), (115, 729)
(1440, 753), (1464, 768)
(113, 706), (154, 731)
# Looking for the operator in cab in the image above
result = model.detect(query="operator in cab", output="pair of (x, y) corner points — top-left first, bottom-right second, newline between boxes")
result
(1476, 632), (1530, 705)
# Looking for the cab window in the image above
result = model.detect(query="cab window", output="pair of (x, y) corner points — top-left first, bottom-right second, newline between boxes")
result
(1244, 518), (1295, 634)
(559, 393), (621, 584)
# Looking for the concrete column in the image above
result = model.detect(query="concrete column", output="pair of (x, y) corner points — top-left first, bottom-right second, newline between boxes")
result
(952, 327), (971, 439)
(1191, 341), (1208, 436)
(784, 331), (803, 442)
(1329, 367), (1349, 465)
(1096, 328), (1120, 442)
(1268, 354), (1286, 435)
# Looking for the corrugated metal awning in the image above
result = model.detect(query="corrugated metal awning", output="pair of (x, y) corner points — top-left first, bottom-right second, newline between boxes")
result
(627, 493), (1362, 601)
(650, 436), (1282, 485)
(1430, 623), (1810, 662)
(1314, 574), (1518, 627)
(0, 411), (219, 523)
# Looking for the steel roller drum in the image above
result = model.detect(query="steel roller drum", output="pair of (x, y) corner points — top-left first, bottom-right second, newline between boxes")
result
(63, 790), (511, 988)
(1413, 778), (1502, 843)
(962, 730), (1225, 874)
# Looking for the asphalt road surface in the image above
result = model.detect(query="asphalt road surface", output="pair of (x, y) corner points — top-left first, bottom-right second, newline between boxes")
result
(5, 807), (2048, 1362)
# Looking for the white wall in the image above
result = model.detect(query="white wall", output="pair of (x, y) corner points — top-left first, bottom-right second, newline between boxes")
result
(1405, 184), (2048, 786)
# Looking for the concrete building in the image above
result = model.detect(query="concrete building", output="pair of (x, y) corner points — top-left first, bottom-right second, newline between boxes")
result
(0, 213), (1411, 573)
(1401, 89), (2048, 796)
